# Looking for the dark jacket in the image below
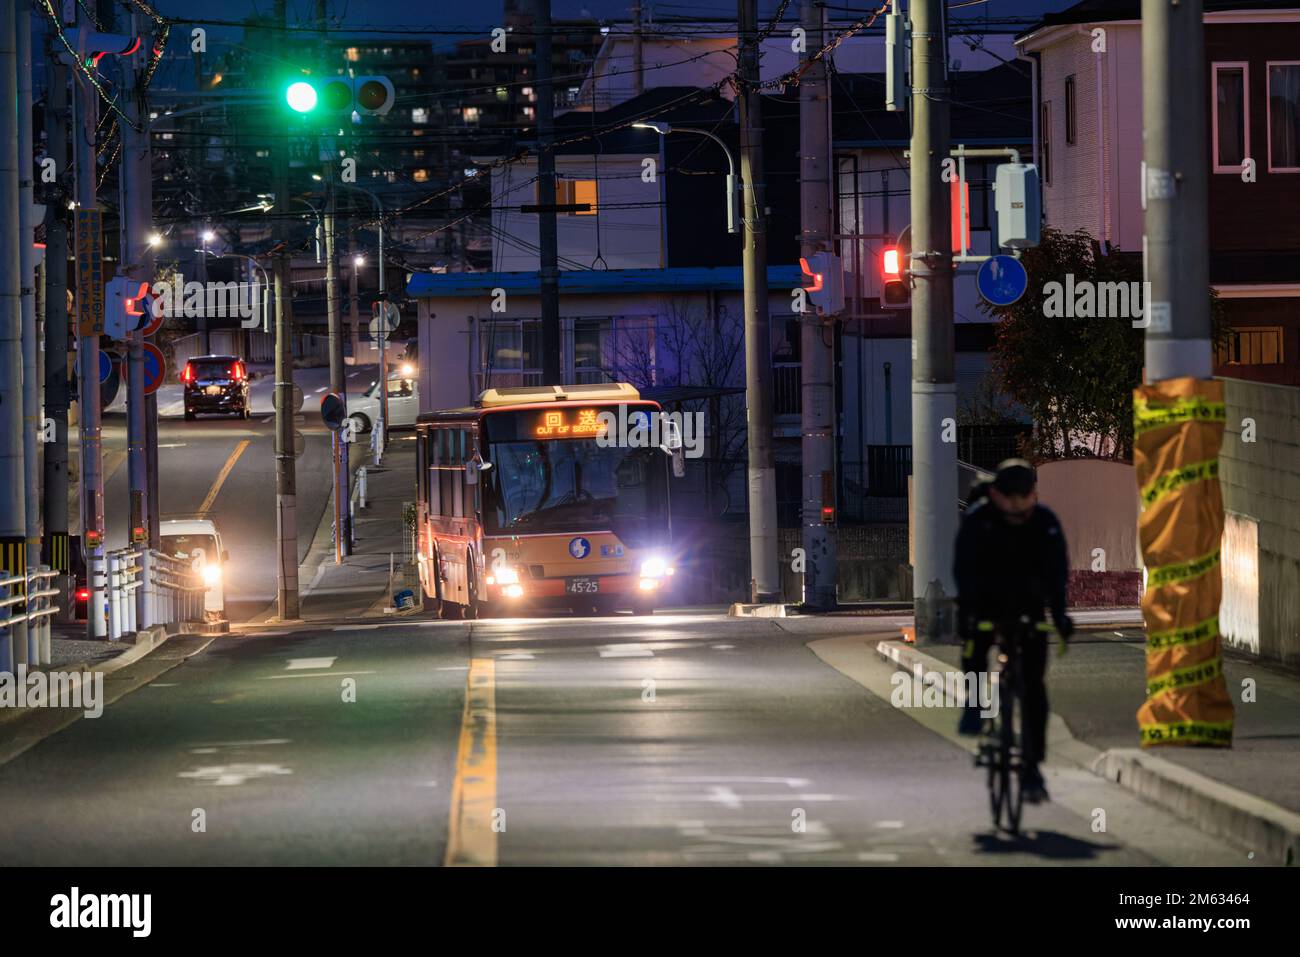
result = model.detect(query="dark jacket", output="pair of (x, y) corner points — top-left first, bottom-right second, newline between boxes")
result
(954, 495), (1069, 626)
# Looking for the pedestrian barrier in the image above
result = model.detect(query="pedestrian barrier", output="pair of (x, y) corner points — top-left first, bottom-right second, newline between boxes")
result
(0, 566), (60, 672)
(96, 548), (207, 641)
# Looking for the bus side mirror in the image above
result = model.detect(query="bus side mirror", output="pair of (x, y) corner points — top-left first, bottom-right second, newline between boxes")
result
(661, 416), (683, 452)
(672, 448), (686, 479)
(465, 460), (479, 486)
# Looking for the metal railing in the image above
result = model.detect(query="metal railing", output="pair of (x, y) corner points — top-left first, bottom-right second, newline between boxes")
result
(0, 566), (61, 672)
(138, 549), (207, 634)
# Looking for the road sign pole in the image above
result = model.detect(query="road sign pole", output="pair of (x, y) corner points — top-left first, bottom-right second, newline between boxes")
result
(18, 0), (40, 576)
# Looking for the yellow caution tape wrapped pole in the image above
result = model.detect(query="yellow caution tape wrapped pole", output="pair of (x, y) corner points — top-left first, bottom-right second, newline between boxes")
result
(1133, 377), (1233, 747)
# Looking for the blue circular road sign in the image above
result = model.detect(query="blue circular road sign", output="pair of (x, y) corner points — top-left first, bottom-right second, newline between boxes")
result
(977, 254), (1029, 307)
(99, 350), (114, 383)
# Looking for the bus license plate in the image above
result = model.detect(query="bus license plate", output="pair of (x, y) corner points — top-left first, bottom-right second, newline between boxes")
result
(565, 577), (599, 594)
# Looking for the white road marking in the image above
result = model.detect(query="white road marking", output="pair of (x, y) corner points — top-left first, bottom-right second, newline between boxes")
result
(436, 665), (469, 671)
(858, 851), (901, 862)
(191, 738), (291, 750)
(707, 786), (743, 809)
(712, 644), (735, 650)
(314, 386), (327, 393)
(285, 657), (337, 670)
(259, 670), (376, 680)
(335, 624), (382, 631)
(875, 820), (906, 829)
(178, 764), (293, 786)
(672, 776), (810, 787)
(599, 644), (654, 658)
(748, 851), (782, 862)
(149, 682), (179, 688)
(496, 652), (535, 660)
(157, 443), (187, 449)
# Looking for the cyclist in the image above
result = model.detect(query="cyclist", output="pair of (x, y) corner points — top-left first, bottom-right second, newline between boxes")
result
(954, 459), (1074, 804)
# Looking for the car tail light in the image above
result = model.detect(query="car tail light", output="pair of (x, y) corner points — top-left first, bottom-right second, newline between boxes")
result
(75, 588), (89, 601)
(181, 363), (195, 384)
(231, 361), (246, 382)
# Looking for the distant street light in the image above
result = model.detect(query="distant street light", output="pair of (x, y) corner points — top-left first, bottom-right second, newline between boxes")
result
(146, 232), (163, 248)
(633, 121), (739, 233)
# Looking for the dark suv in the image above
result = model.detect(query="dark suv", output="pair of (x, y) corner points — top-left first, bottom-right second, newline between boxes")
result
(183, 355), (251, 420)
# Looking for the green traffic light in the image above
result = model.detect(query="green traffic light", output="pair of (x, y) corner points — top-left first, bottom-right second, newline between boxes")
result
(286, 81), (318, 113)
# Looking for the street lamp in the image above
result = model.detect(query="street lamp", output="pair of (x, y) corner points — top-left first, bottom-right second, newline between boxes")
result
(338, 183), (385, 295)
(633, 121), (740, 234)
(146, 232), (163, 248)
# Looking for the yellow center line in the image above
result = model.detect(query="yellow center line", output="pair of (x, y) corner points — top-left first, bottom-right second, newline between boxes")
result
(197, 440), (250, 518)
(444, 657), (498, 867)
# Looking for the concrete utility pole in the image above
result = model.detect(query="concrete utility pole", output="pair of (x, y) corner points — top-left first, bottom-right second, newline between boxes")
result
(274, 0), (299, 620)
(1141, 0), (1211, 379)
(908, 0), (957, 640)
(798, 0), (838, 610)
(323, 168), (350, 558)
(121, 10), (154, 598)
(1, 0), (28, 669)
(43, 29), (71, 606)
(535, 0), (562, 384)
(18, 0), (40, 572)
(73, 4), (106, 639)
(738, 0), (780, 602)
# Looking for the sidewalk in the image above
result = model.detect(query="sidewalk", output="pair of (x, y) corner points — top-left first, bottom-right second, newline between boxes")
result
(279, 431), (420, 623)
(878, 626), (1300, 864)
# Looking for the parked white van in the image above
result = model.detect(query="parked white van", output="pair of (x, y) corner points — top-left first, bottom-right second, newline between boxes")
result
(159, 518), (228, 619)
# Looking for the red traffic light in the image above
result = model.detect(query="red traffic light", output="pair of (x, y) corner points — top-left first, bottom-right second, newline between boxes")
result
(799, 257), (824, 293)
(882, 246), (902, 277)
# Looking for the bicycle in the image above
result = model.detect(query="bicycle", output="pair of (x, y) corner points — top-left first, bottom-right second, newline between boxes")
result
(973, 615), (1058, 835)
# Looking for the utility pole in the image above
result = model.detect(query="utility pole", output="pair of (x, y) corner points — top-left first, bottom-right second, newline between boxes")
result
(43, 27), (71, 607)
(632, 2), (644, 97)
(1, 0), (27, 670)
(274, 0), (300, 621)
(535, 0), (561, 384)
(18, 0), (40, 578)
(318, 0), (350, 559)
(738, 0), (779, 603)
(798, 0), (838, 611)
(121, 10), (154, 603)
(73, 4), (106, 639)
(1142, 0), (1211, 380)
(348, 234), (361, 362)
(908, 0), (957, 640)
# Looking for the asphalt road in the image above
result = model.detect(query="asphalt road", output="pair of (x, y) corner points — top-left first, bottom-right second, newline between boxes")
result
(0, 612), (1252, 866)
(96, 363), (380, 623)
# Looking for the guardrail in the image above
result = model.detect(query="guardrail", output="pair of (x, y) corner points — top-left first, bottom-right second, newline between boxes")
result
(137, 549), (207, 635)
(0, 566), (61, 672)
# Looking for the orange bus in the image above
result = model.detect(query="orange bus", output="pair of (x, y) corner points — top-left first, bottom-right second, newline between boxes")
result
(414, 383), (681, 618)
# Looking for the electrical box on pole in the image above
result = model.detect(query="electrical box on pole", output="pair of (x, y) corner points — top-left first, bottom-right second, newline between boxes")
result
(994, 163), (1042, 250)
(885, 9), (908, 113)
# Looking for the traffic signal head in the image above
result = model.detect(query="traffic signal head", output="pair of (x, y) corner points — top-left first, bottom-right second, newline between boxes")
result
(800, 251), (845, 318)
(882, 244), (910, 309)
(284, 76), (395, 117)
(105, 277), (152, 339)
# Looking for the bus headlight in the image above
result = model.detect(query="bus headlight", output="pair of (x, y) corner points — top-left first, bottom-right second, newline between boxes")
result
(489, 566), (520, 586)
(201, 564), (221, 586)
(504, 583), (524, 599)
(640, 557), (672, 579)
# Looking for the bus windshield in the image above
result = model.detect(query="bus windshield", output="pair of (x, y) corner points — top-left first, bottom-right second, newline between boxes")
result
(482, 411), (669, 546)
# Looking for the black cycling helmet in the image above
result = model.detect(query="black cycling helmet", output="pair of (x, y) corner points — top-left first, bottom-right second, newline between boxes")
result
(992, 458), (1037, 496)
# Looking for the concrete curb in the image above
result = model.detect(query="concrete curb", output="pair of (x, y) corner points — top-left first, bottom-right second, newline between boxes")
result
(875, 637), (1300, 866)
(728, 603), (789, 618)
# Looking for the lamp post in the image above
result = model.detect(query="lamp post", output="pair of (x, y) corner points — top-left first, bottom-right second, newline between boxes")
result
(633, 121), (740, 234)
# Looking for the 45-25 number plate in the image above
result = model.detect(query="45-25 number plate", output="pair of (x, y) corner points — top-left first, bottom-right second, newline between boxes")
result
(564, 577), (600, 594)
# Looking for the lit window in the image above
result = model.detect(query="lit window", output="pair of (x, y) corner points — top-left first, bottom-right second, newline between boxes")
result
(536, 179), (598, 215)
(412, 107), (428, 124)
(1213, 63), (1249, 172)
(1267, 62), (1300, 171)
(521, 86), (534, 100)
(463, 107), (480, 123)
(346, 47), (359, 62)
(523, 106), (535, 120)
(413, 169), (429, 182)
(496, 87), (508, 101)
